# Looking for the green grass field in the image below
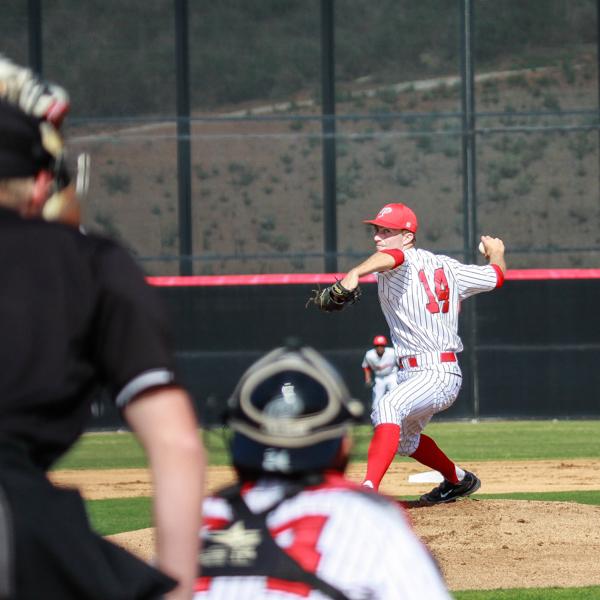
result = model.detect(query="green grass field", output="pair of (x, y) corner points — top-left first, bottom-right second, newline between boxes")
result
(55, 419), (600, 470)
(218, 419), (600, 464)
(57, 420), (600, 600)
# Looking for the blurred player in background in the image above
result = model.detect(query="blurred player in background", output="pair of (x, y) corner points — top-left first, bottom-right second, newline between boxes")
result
(0, 56), (204, 599)
(361, 335), (398, 410)
(195, 342), (452, 599)
(316, 202), (505, 505)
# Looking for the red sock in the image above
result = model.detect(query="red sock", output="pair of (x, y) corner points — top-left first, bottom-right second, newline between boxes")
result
(363, 423), (400, 490)
(409, 434), (459, 483)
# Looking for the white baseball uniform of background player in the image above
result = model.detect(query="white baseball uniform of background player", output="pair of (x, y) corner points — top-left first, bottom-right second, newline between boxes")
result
(340, 203), (506, 504)
(195, 473), (452, 599)
(361, 335), (398, 409)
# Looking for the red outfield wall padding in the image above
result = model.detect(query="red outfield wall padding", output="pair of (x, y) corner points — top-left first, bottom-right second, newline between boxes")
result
(503, 269), (600, 280)
(147, 269), (600, 287)
(146, 273), (363, 287)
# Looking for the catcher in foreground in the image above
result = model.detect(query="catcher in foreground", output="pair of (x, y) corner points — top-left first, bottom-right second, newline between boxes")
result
(306, 279), (361, 312)
(195, 342), (452, 599)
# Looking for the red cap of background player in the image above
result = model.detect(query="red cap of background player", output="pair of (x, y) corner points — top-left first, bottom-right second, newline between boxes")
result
(363, 203), (418, 233)
(373, 335), (388, 346)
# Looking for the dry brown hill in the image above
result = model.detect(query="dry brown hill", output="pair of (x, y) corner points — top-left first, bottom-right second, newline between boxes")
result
(70, 51), (600, 275)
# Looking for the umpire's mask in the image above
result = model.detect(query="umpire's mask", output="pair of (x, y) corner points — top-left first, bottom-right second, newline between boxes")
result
(0, 99), (73, 215)
(228, 344), (363, 475)
(0, 99), (55, 178)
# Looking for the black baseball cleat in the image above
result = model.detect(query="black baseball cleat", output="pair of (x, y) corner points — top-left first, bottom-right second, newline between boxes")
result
(419, 471), (481, 505)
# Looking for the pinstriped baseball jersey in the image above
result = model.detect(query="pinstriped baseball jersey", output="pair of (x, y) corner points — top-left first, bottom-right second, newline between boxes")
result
(195, 474), (452, 599)
(378, 247), (501, 357)
(361, 348), (397, 378)
(371, 247), (502, 454)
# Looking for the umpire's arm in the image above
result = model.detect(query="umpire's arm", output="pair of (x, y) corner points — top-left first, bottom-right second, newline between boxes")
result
(125, 387), (205, 600)
(92, 239), (205, 600)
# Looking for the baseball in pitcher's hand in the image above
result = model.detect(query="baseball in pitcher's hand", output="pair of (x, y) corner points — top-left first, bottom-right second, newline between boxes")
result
(480, 235), (504, 256)
(481, 235), (506, 274)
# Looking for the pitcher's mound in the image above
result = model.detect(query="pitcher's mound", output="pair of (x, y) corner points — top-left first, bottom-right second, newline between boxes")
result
(108, 499), (600, 591)
(409, 498), (600, 590)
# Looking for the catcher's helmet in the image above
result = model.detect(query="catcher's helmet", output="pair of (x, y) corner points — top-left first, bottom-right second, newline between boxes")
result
(227, 344), (363, 475)
(373, 335), (388, 347)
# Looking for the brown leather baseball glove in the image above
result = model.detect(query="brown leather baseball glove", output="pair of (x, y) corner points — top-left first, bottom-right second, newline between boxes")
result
(306, 280), (361, 312)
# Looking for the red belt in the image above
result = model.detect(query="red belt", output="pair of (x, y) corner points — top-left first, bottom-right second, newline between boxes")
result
(398, 352), (457, 369)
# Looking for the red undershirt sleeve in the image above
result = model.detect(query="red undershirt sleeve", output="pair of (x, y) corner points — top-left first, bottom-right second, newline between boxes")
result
(491, 263), (505, 288)
(380, 249), (405, 268)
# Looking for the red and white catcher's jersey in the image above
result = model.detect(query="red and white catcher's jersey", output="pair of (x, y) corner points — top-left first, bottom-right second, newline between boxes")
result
(195, 473), (451, 600)
(361, 347), (397, 378)
(378, 247), (502, 357)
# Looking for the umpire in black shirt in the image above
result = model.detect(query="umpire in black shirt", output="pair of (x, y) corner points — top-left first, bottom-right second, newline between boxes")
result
(0, 60), (205, 600)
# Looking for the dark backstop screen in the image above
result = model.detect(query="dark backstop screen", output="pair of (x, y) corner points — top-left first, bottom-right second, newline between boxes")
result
(89, 273), (600, 428)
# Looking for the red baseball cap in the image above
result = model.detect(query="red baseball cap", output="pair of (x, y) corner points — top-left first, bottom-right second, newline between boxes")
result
(363, 203), (418, 233)
(373, 335), (388, 346)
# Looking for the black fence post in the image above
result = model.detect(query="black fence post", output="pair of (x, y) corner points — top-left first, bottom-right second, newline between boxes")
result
(27, 0), (43, 76)
(320, 0), (337, 273)
(459, 0), (480, 419)
(175, 0), (193, 275)
(597, 0), (600, 201)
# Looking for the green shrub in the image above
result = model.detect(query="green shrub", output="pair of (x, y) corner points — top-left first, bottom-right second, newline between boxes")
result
(374, 145), (396, 169)
(568, 132), (595, 161)
(549, 186), (562, 200)
(194, 165), (211, 180)
(289, 119), (304, 131)
(101, 172), (131, 195)
(393, 168), (415, 188)
(228, 162), (258, 186)
(336, 159), (362, 202)
(260, 217), (275, 231)
(161, 226), (178, 249)
(506, 73), (529, 88)
(270, 235), (290, 252)
(375, 86), (398, 105)
(542, 93), (561, 111)
(513, 173), (536, 197)
(561, 59), (577, 84)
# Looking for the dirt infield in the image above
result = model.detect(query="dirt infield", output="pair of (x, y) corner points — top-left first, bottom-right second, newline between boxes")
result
(51, 459), (600, 591)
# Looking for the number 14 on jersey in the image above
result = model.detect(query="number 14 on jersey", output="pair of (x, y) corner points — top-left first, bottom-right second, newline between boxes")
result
(418, 268), (450, 314)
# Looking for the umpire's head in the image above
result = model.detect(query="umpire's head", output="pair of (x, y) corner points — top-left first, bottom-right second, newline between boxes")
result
(0, 100), (53, 177)
(0, 99), (69, 218)
(227, 342), (364, 479)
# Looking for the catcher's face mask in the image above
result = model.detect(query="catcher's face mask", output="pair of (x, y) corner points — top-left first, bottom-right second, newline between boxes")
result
(228, 344), (364, 474)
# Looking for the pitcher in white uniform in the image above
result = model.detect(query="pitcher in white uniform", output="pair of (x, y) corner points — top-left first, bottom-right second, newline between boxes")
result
(362, 335), (398, 409)
(338, 203), (506, 505)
